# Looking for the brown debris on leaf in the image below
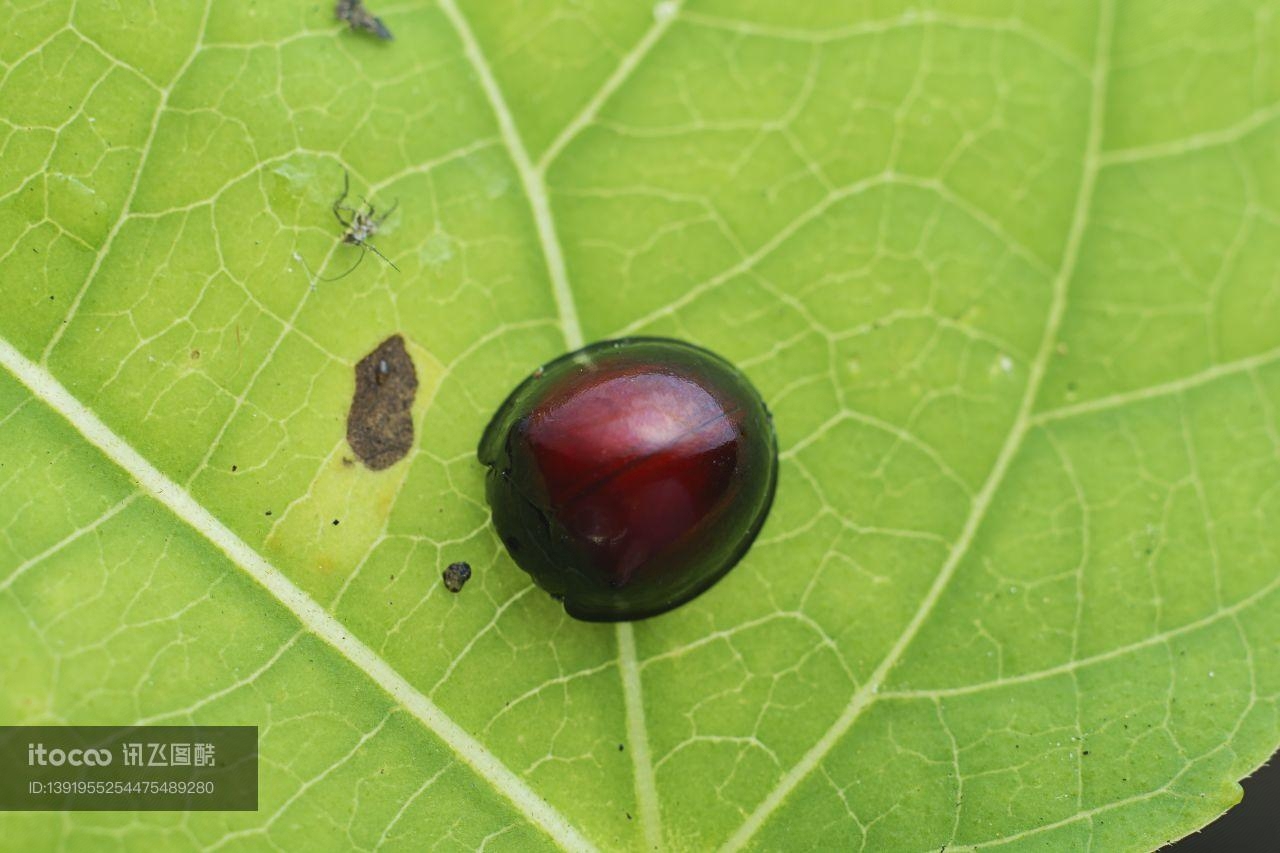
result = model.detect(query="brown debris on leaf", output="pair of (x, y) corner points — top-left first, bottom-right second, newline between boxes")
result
(335, 0), (393, 40)
(347, 335), (417, 470)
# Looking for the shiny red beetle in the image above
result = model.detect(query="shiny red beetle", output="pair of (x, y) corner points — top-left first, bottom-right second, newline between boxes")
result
(478, 338), (777, 621)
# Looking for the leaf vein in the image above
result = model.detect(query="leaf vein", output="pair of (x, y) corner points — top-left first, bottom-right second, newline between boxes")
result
(41, 0), (214, 365)
(0, 336), (596, 853)
(719, 2), (1117, 847)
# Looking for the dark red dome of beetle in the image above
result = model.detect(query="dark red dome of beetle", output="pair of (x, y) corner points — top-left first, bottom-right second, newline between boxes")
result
(478, 338), (777, 621)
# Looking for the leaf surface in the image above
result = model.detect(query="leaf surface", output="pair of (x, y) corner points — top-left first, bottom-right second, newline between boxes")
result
(1, 1), (1278, 850)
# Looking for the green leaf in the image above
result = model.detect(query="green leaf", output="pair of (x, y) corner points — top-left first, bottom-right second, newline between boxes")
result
(2, 1), (1278, 850)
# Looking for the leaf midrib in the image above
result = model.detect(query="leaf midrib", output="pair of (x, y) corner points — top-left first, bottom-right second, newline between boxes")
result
(0, 338), (596, 853)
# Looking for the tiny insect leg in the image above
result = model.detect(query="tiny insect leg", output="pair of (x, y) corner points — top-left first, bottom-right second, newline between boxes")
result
(374, 198), (399, 226)
(333, 170), (357, 228)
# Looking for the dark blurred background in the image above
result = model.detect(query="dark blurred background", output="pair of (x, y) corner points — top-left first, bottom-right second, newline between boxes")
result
(1168, 749), (1277, 851)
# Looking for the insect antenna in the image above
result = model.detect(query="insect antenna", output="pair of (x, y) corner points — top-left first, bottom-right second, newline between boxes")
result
(296, 246), (369, 283)
(362, 240), (400, 272)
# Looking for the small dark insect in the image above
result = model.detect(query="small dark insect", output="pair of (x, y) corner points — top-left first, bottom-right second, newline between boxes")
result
(442, 562), (472, 593)
(335, 0), (393, 40)
(316, 170), (400, 281)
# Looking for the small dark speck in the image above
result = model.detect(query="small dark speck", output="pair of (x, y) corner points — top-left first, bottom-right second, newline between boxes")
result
(618, 744), (624, 752)
(625, 813), (632, 821)
(264, 510), (272, 516)
(231, 464), (238, 472)
(342, 457), (354, 467)
(443, 561), (472, 593)
(332, 519), (340, 526)
(48, 295), (54, 301)
(1082, 750), (1090, 756)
